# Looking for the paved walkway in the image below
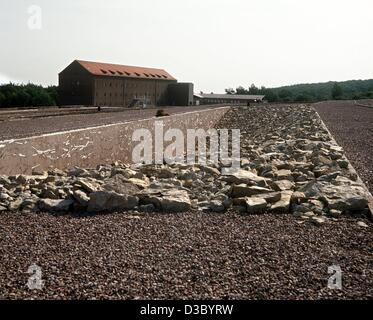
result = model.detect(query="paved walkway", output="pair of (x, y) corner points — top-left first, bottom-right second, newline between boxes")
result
(0, 105), (220, 141)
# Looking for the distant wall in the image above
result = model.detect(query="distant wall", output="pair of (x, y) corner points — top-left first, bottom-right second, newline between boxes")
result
(0, 107), (230, 175)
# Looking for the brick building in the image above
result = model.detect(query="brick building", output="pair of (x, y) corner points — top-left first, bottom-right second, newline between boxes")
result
(58, 60), (178, 107)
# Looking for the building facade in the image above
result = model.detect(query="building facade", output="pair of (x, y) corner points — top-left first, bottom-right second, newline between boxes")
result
(58, 60), (178, 107)
(168, 83), (194, 106)
(193, 93), (265, 106)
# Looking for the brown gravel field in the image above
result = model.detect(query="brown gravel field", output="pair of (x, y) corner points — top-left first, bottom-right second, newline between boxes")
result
(0, 211), (372, 300)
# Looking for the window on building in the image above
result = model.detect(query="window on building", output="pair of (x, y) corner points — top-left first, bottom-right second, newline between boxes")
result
(108, 70), (115, 75)
(135, 72), (141, 77)
(125, 71), (131, 76)
(117, 71), (123, 75)
(101, 69), (107, 74)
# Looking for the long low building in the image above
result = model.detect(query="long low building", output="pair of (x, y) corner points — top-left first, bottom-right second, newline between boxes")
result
(194, 93), (265, 105)
(59, 60), (193, 107)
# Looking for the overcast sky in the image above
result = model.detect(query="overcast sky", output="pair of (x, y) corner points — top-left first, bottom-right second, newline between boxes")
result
(0, 0), (372, 92)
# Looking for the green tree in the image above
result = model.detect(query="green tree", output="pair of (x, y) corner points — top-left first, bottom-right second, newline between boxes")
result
(228, 79), (373, 103)
(0, 92), (5, 107)
(236, 86), (248, 95)
(331, 83), (343, 100)
(0, 83), (58, 108)
(248, 84), (260, 95)
(225, 88), (235, 95)
(278, 89), (293, 102)
(262, 89), (277, 102)
(294, 93), (312, 102)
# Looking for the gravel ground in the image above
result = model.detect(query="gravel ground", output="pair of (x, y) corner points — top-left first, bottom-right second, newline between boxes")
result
(0, 105), (220, 141)
(314, 101), (373, 193)
(0, 211), (372, 300)
(1, 103), (372, 300)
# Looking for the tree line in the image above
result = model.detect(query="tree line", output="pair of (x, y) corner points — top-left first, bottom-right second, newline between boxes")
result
(1, 78), (373, 109)
(225, 79), (373, 103)
(0, 83), (58, 108)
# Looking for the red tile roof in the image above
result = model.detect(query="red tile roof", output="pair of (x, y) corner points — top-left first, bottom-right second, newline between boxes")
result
(76, 60), (177, 81)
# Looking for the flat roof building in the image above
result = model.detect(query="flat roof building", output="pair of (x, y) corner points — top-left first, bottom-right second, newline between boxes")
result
(194, 93), (265, 105)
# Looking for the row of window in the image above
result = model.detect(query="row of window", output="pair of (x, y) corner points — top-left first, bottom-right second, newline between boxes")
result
(99, 81), (168, 91)
(100, 69), (169, 79)
(96, 92), (161, 98)
(203, 99), (245, 104)
(72, 80), (169, 91)
(101, 82), (141, 88)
